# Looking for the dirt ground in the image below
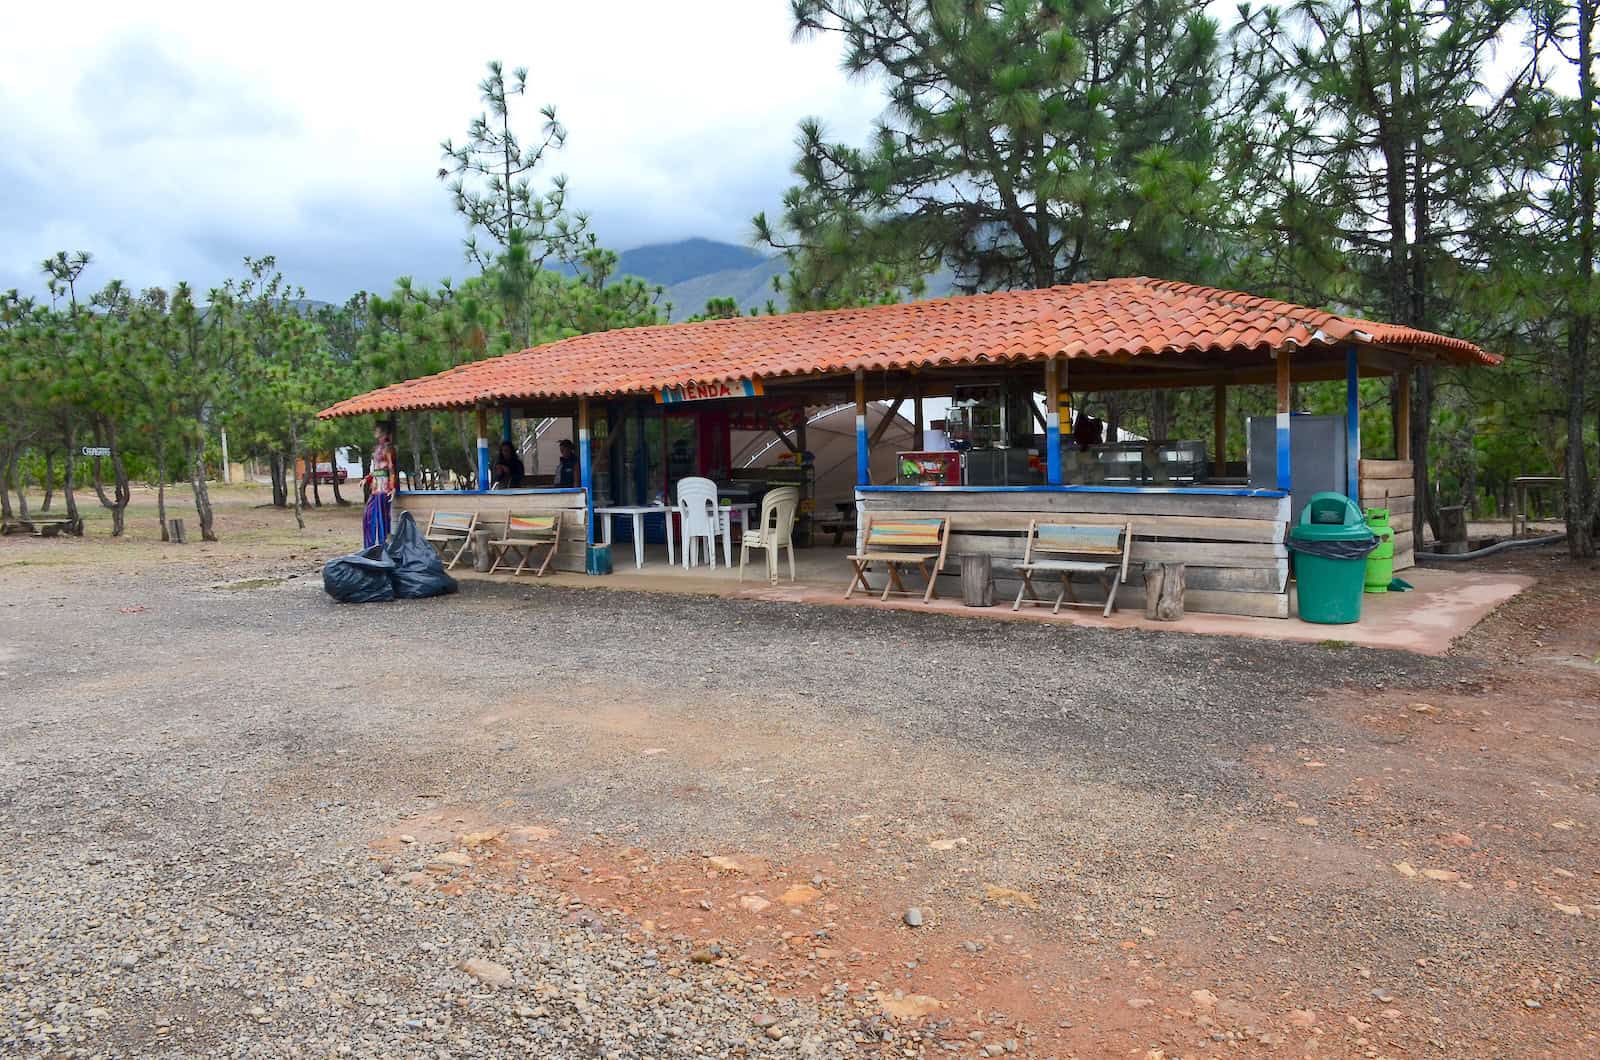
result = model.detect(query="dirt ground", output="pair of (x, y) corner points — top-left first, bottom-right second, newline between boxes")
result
(1, 485), (1596, 1058)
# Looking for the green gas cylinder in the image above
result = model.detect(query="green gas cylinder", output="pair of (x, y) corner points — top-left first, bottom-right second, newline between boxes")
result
(1364, 508), (1395, 593)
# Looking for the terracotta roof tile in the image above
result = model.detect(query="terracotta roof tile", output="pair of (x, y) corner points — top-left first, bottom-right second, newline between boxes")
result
(320, 277), (1497, 418)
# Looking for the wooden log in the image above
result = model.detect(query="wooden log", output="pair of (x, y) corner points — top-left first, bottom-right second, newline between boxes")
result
(168, 518), (187, 544)
(1392, 548), (1415, 571)
(959, 553), (994, 607)
(1436, 505), (1468, 545)
(1390, 529), (1415, 556)
(1358, 459), (1413, 480)
(1143, 563), (1186, 621)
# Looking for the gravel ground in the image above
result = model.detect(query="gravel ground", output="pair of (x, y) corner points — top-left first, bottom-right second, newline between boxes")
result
(0, 539), (1562, 1058)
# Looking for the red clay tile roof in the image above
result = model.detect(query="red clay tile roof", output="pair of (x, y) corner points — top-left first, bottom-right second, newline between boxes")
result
(319, 277), (1497, 418)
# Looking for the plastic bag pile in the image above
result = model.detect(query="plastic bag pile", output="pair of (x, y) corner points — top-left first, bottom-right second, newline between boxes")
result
(323, 511), (459, 603)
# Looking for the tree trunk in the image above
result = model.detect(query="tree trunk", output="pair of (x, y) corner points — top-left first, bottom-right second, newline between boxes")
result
(0, 445), (12, 521)
(90, 417), (130, 537)
(189, 440), (217, 542)
(1568, 0), (1598, 559)
(310, 453), (323, 508)
(429, 420), (445, 487)
(289, 435), (305, 531)
(156, 436), (169, 541)
(407, 414), (425, 489)
(329, 453), (349, 506)
(61, 420), (80, 523)
(41, 449), (54, 511)
(1409, 366), (1438, 543)
(268, 454), (288, 508)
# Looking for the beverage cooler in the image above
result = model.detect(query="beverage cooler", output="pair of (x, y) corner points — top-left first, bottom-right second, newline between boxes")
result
(897, 451), (962, 486)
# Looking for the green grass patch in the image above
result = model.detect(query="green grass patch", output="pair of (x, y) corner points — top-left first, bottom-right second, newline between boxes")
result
(218, 577), (285, 591)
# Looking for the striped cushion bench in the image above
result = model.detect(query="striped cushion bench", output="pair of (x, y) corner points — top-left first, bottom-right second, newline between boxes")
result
(847, 515), (950, 604)
(489, 511), (562, 577)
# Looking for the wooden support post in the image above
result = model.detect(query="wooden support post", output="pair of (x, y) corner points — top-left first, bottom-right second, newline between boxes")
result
(1274, 352), (1292, 493)
(1212, 381), (1227, 471)
(475, 407), (490, 492)
(868, 395), (905, 448)
(501, 407), (514, 445)
(578, 398), (594, 545)
(854, 370), (868, 487)
(1345, 346), (1361, 502)
(168, 517), (187, 544)
(1045, 356), (1062, 485)
(1395, 369), (1412, 461)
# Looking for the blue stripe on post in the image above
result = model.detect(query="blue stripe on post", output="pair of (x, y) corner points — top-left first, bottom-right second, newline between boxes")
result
(1046, 410), (1062, 485)
(579, 400), (594, 547)
(1345, 346), (1361, 503)
(1275, 412), (1292, 493)
(855, 413), (869, 486)
(476, 437), (490, 493)
(1045, 355), (1062, 486)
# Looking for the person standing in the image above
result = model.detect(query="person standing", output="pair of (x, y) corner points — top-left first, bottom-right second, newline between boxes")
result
(363, 425), (397, 548)
(555, 439), (578, 488)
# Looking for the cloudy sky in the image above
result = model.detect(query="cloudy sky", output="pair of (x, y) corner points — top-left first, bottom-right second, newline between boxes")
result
(1, 1), (888, 303)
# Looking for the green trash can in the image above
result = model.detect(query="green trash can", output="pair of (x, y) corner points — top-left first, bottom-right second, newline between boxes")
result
(1290, 492), (1378, 624)
(1364, 508), (1395, 593)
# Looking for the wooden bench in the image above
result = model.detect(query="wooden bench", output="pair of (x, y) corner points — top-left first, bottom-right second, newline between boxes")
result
(846, 514), (950, 603)
(1012, 520), (1133, 617)
(423, 510), (478, 570)
(488, 512), (562, 577)
(1, 513), (81, 537)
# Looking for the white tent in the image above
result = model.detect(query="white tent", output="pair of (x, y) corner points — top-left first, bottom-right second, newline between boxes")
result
(733, 402), (915, 514)
(516, 402), (915, 510)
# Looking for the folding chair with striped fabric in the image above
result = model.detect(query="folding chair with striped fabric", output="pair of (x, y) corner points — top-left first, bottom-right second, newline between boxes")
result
(488, 512), (562, 577)
(423, 510), (478, 570)
(1012, 520), (1133, 617)
(845, 514), (950, 603)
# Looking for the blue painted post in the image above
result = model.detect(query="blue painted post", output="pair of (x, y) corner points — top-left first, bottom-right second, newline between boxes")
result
(854, 370), (869, 486)
(475, 407), (490, 492)
(1274, 351), (1292, 493)
(1345, 346), (1361, 502)
(1045, 355), (1063, 485)
(501, 407), (513, 444)
(579, 398), (594, 546)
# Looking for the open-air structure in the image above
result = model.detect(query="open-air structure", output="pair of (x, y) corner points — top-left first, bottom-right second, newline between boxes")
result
(319, 278), (1498, 619)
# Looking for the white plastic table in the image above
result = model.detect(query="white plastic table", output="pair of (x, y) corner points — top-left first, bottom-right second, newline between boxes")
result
(594, 505), (676, 569)
(716, 503), (756, 567)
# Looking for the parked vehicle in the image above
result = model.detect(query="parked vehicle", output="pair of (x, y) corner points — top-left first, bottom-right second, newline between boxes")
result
(308, 463), (348, 485)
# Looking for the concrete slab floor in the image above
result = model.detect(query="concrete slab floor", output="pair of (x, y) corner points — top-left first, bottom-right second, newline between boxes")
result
(470, 543), (1532, 656)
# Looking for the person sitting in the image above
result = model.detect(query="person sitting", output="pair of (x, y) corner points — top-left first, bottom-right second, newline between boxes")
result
(492, 441), (524, 489)
(556, 439), (578, 488)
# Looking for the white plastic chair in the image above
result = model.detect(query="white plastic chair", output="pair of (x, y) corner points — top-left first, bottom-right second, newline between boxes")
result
(740, 487), (799, 584)
(676, 477), (720, 569)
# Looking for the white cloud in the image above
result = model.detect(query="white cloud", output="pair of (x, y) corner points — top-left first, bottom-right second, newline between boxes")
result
(0, 0), (887, 301)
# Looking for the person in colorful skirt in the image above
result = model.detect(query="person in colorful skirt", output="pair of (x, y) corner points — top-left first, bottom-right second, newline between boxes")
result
(363, 425), (397, 548)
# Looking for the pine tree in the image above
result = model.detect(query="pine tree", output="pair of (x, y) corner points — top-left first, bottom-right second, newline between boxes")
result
(1230, 0), (1544, 542)
(754, 0), (1229, 302)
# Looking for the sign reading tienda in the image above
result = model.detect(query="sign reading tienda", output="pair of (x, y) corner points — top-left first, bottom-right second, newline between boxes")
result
(654, 378), (764, 404)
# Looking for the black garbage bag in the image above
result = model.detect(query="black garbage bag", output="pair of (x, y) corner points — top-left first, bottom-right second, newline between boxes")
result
(322, 544), (397, 603)
(1286, 534), (1379, 560)
(386, 511), (459, 599)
